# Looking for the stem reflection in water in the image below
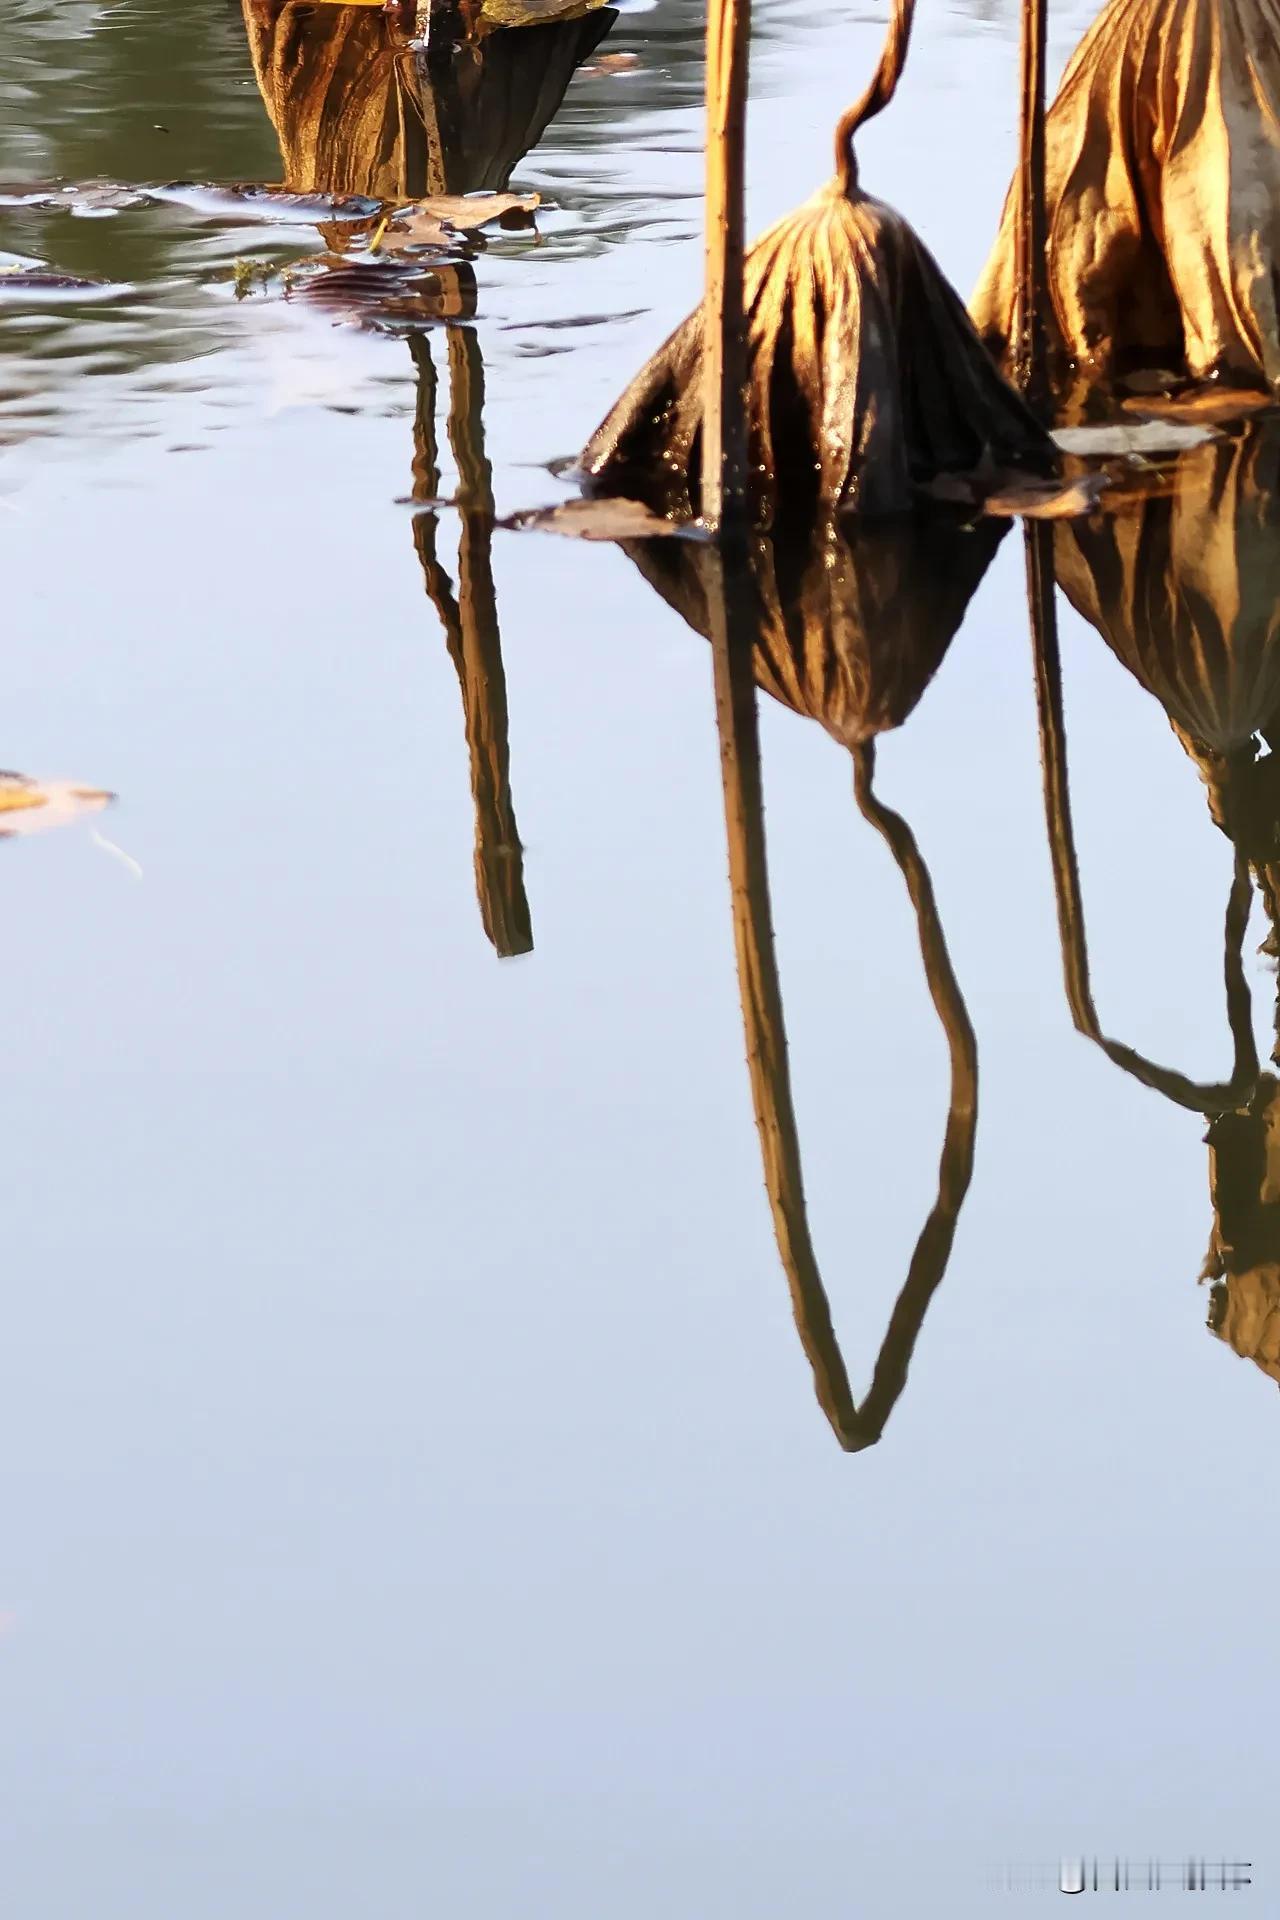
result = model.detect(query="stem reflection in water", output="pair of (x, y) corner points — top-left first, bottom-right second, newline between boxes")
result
(240, 0), (621, 956)
(632, 517), (998, 1446)
(1032, 424), (1280, 1387)
(410, 328), (533, 958)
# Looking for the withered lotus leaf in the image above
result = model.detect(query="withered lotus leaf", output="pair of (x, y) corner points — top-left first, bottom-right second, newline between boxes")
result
(1053, 427), (1280, 758)
(581, 0), (1052, 524)
(972, 0), (1280, 396)
(242, 0), (612, 201)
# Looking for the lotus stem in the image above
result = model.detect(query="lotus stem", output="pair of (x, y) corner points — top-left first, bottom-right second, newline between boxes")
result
(701, 0), (750, 533)
(1027, 521), (1256, 1110)
(1014, 0), (1049, 413)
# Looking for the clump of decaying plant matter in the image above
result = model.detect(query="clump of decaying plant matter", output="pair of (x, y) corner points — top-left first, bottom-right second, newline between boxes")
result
(580, 0), (1055, 525)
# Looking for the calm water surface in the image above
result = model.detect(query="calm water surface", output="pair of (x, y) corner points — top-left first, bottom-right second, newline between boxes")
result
(2, 0), (1276, 1914)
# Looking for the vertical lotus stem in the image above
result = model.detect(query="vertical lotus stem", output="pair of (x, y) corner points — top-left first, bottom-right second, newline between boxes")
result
(408, 330), (533, 959)
(1013, 0), (1049, 414)
(1027, 522), (1256, 1108)
(701, 0), (751, 534)
(1025, 521), (1093, 1020)
(707, 550), (864, 1445)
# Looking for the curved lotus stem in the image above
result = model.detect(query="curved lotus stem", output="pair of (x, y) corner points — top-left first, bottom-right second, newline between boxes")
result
(409, 330), (533, 958)
(832, 0), (917, 192)
(850, 740), (978, 1440)
(1027, 520), (1257, 1112)
(709, 554), (978, 1449)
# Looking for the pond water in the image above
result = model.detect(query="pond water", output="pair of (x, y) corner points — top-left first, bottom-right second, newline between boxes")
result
(2, 1), (1276, 1915)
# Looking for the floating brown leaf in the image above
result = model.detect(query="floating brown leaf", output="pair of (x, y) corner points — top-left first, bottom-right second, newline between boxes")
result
(378, 191), (540, 252)
(501, 496), (707, 541)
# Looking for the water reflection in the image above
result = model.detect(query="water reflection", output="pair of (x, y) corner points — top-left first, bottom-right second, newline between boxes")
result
(242, 0), (616, 199)
(1032, 424), (1280, 1389)
(242, 5), (633, 956)
(410, 326), (532, 956)
(625, 518), (1002, 1445)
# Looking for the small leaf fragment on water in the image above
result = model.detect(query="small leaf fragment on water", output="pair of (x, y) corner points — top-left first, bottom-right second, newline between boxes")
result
(1053, 419), (1221, 456)
(500, 497), (707, 541)
(579, 50), (642, 75)
(380, 193), (540, 252)
(0, 261), (114, 297)
(0, 772), (114, 840)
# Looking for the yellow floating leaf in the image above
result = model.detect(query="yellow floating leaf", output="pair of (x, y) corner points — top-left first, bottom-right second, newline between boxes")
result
(0, 772), (114, 839)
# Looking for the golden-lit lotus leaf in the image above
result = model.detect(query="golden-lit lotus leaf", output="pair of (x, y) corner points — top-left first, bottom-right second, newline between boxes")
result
(582, 179), (1053, 524)
(972, 0), (1280, 393)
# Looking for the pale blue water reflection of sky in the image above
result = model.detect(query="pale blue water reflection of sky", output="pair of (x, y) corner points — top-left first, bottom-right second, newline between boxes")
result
(0, 1), (1275, 1915)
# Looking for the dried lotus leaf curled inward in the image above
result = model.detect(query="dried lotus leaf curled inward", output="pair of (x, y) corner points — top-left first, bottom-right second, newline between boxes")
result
(581, 0), (1054, 525)
(971, 0), (1280, 399)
